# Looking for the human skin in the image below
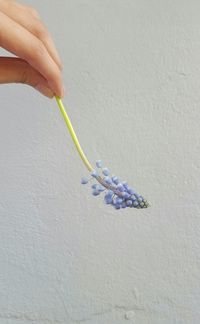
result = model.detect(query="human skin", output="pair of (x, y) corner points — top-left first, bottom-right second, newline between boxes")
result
(0, 0), (64, 98)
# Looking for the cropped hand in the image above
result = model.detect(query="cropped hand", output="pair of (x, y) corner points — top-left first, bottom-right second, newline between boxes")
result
(0, 0), (64, 98)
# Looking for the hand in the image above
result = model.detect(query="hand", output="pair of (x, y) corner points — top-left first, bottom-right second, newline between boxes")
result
(0, 0), (64, 98)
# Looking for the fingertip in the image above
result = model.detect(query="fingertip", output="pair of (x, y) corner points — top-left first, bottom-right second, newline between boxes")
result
(50, 82), (65, 98)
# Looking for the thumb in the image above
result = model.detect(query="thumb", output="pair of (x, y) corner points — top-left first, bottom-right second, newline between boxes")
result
(0, 57), (54, 98)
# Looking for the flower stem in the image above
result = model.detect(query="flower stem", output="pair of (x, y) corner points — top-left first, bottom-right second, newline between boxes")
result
(55, 96), (94, 172)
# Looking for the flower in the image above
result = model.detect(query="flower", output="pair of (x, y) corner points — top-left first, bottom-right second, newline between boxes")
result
(81, 160), (150, 210)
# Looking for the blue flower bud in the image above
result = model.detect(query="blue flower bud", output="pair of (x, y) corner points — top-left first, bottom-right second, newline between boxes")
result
(127, 188), (135, 195)
(115, 204), (121, 209)
(112, 176), (119, 185)
(126, 200), (132, 206)
(133, 200), (139, 207)
(122, 181), (128, 189)
(102, 167), (109, 176)
(104, 176), (113, 184)
(123, 192), (130, 199)
(131, 194), (137, 201)
(116, 183), (124, 192)
(96, 160), (103, 168)
(81, 177), (88, 184)
(116, 197), (123, 204)
(98, 185), (105, 192)
(91, 170), (98, 178)
(121, 202), (127, 208)
(92, 189), (100, 196)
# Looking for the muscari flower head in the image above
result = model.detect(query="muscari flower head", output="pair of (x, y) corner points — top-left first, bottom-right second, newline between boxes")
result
(81, 160), (150, 210)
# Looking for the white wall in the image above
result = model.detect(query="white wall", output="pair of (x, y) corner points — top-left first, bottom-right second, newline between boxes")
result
(1, 0), (200, 323)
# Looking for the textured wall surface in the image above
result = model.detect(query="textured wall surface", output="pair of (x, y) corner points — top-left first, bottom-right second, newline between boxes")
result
(1, 0), (200, 323)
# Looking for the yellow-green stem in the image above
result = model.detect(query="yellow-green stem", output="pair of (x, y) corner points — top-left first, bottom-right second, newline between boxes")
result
(55, 96), (93, 172)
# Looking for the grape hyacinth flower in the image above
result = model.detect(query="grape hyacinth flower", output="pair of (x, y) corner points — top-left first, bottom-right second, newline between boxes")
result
(55, 97), (150, 211)
(81, 160), (150, 210)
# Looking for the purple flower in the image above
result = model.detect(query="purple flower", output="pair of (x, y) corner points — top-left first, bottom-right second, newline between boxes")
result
(81, 160), (150, 210)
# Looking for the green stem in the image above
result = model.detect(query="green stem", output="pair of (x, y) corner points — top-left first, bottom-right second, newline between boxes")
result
(55, 96), (94, 172)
